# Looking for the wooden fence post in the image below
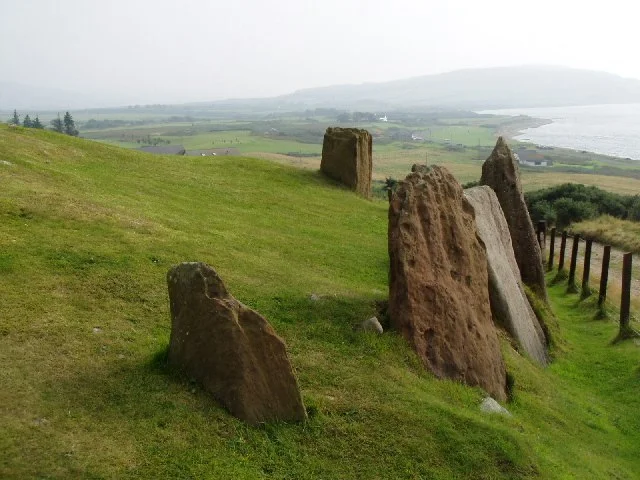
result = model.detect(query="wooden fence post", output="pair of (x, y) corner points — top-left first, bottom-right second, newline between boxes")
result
(567, 234), (580, 293)
(537, 220), (546, 251)
(581, 238), (593, 298)
(598, 245), (611, 309)
(619, 253), (633, 335)
(558, 231), (568, 271)
(548, 227), (556, 271)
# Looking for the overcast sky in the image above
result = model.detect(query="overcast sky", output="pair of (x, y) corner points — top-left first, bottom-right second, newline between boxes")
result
(1, 0), (639, 105)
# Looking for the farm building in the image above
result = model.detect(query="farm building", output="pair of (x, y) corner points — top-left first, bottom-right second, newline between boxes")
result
(514, 149), (549, 167)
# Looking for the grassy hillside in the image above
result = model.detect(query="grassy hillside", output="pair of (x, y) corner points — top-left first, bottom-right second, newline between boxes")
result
(571, 216), (640, 254)
(1, 124), (639, 479)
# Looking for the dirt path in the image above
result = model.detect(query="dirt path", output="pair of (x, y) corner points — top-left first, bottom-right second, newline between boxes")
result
(545, 233), (640, 311)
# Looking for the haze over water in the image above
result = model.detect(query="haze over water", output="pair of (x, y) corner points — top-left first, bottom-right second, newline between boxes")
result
(483, 103), (640, 161)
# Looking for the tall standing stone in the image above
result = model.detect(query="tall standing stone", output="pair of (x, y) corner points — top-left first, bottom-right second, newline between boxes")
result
(464, 186), (548, 365)
(167, 262), (307, 425)
(389, 165), (507, 402)
(481, 137), (547, 301)
(321, 127), (372, 198)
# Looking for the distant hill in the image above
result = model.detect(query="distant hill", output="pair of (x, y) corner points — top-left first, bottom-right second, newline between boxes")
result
(0, 82), (104, 111)
(0, 82), (149, 111)
(6, 66), (640, 112)
(275, 66), (640, 110)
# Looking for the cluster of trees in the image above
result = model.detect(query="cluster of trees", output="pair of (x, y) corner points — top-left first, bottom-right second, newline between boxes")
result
(136, 135), (171, 146)
(82, 116), (196, 130)
(525, 183), (640, 228)
(8, 110), (44, 129)
(84, 118), (132, 130)
(50, 112), (78, 136)
(7, 110), (78, 136)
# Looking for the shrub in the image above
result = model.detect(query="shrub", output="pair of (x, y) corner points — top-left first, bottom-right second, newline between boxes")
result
(525, 183), (639, 228)
(553, 198), (598, 229)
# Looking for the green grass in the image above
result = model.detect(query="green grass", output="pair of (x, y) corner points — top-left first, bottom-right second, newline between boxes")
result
(79, 115), (640, 195)
(88, 128), (323, 155)
(424, 125), (496, 146)
(521, 171), (640, 195)
(571, 215), (640, 254)
(1, 124), (640, 478)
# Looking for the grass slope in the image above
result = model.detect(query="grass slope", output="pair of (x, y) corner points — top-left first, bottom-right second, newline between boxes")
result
(571, 215), (640, 254)
(1, 124), (639, 479)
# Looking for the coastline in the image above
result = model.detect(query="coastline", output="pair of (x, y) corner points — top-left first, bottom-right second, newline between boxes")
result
(495, 115), (552, 140)
(484, 103), (640, 161)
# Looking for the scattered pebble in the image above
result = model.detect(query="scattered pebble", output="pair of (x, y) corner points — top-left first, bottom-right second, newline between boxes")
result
(355, 316), (384, 334)
(33, 417), (48, 426)
(480, 397), (511, 416)
(92, 327), (102, 334)
(309, 293), (320, 302)
(0, 160), (12, 166)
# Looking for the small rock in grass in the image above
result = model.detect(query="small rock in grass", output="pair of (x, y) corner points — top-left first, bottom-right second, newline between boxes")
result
(480, 397), (511, 416)
(309, 293), (320, 302)
(0, 160), (12, 166)
(92, 327), (102, 334)
(355, 316), (383, 334)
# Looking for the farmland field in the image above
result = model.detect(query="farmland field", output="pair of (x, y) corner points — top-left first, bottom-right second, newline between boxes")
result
(76, 108), (640, 195)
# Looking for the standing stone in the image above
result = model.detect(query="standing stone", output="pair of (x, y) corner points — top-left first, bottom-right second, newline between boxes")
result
(167, 262), (306, 425)
(464, 186), (548, 365)
(389, 165), (507, 402)
(321, 127), (372, 198)
(481, 137), (547, 301)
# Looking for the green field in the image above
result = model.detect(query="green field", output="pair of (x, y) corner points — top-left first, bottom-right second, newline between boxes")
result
(76, 109), (640, 197)
(2, 125), (640, 478)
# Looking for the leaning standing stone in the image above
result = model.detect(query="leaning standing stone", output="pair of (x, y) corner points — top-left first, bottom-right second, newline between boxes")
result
(464, 186), (548, 365)
(167, 262), (307, 425)
(481, 137), (548, 301)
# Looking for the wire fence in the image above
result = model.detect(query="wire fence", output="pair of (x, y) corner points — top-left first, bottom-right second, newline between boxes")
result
(538, 223), (639, 335)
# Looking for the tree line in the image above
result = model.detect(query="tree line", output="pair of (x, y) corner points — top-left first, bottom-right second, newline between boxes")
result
(8, 110), (78, 136)
(525, 183), (640, 228)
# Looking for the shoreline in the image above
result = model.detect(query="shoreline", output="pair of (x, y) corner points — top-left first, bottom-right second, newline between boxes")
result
(496, 115), (552, 140)
(496, 114), (640, 163)
(486, 105), (640, 162)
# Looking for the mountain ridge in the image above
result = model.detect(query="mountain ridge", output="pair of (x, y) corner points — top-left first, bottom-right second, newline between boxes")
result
(5, 66), (640, 111)
(276, 66), (640, 110)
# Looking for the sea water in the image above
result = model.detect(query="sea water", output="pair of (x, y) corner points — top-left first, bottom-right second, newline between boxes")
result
(481, 103), (640, 161)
